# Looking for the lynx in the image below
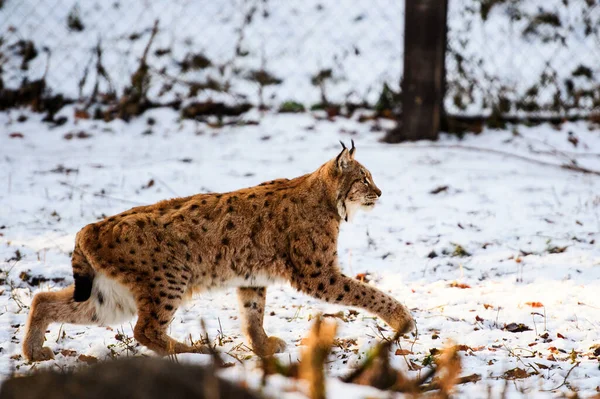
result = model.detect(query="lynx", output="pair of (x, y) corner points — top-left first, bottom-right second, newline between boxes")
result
(23, 141), (415, 361)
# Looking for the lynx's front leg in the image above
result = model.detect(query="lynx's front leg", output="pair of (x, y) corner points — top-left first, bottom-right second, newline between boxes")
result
(237, 287), (286, 356)
(316, 274), (414, 333)
(290, 236), (415, 334)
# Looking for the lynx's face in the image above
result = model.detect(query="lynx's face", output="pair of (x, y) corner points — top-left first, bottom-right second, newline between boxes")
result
(345, 165), (382, 210)
(333, 140), (382, 221)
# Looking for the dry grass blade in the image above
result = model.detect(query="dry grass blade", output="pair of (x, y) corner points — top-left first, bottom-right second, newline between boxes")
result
(340, 329), (403, 383)
(432, 345), (462, 398)
(341, 328), (423, 393)
(260, 356), (298, 381)
(341, 334), (483, 397)
(199, 319), (224, 368)
(350, 340), (401, 391)
(299, 315), (338, 399)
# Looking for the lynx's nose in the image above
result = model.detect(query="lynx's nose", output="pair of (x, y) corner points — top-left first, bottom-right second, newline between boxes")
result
(374, 187), (382, 197)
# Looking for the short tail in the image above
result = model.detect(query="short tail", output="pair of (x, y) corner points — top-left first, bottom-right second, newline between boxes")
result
(71, 244), (95, 302)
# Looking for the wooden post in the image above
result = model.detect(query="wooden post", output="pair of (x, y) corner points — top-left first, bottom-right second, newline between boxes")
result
(386, 0), (447, 142)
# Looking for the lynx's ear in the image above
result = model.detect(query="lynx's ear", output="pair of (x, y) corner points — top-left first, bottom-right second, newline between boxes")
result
(349, 139), (356, 159)
(336, 141), (351, 170)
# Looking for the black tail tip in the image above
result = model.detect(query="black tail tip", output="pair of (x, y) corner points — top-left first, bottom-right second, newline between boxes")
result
(73, 274), (93, 302)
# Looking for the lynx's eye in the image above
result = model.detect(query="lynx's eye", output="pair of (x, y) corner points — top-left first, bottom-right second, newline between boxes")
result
(363, 177), (369, 185)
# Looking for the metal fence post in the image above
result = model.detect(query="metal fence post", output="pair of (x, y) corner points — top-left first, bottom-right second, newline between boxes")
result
(393, 0), (448, 142)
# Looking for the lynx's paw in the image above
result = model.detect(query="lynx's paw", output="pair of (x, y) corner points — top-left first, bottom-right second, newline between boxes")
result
(389, 305), (416, 334)
(25, 346), (55, 362)
(255, 336), (287, 357)
(266, 336), (287, 355)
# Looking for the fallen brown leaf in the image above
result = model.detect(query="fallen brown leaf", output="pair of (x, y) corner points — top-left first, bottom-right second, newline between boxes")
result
(449, 281), (471, 289)
(322, 311), (347, 322)
(78, 354), (99, 364)
(61, 349), (77, 357)
(143, 179), (155, 189)
(430, 185), (449, 195)
(74, 109), (90, 119)
(503, 367), (530, 380)
(547, 246), (567, 254)
(504, 323), (532, 333)
(64, 131), (92, 140)
(333, 338), (358, 351)
(76, 131), (92, 139)
(525, 302), (544, 308)
(408, 359), (423, 371)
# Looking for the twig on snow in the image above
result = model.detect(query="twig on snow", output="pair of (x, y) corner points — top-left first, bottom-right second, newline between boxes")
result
(542, 362), (580, 392)
(340, 329), (402, 383)
(415, 144), (600, 176)
(58, 181), (144, 205)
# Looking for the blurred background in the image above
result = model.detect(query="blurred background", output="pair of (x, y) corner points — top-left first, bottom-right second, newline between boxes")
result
(2, 0), (600, 138)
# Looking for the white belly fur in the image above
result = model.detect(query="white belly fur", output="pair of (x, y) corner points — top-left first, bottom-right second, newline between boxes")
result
(223, 273), (286, 289)
(89, 272), (283, 324)
(91, 274), (137, 325)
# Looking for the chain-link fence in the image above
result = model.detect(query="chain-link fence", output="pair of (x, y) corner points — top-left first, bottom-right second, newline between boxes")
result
(446, 0), (600, 118)
(1, 0), (404, 110)
(2, 0), (600, 121)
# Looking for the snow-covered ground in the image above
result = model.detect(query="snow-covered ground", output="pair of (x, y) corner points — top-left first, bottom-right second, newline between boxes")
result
(1, 107), (600, 397)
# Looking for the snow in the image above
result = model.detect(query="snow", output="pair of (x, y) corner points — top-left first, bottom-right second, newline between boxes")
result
(1, 107), (599, 397)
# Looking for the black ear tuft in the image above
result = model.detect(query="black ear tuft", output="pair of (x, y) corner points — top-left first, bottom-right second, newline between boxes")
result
(349, 139), (356, 157)
(335, 148), (345, 166)
(339, 140), (347, 150)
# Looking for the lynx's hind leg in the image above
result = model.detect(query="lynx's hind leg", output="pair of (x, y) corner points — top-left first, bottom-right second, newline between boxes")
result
(23, 285), (97, 362)
(133, 290), (209, 356)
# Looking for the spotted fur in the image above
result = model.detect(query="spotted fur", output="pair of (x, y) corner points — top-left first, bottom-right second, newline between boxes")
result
(23, 142), (415, 361)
